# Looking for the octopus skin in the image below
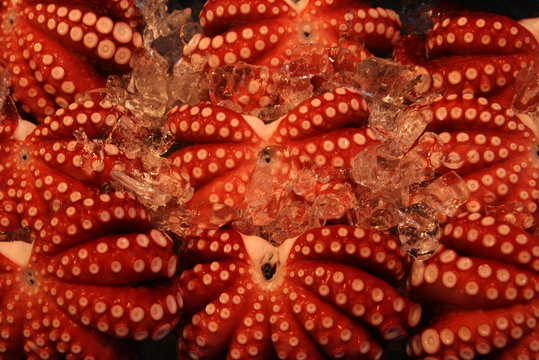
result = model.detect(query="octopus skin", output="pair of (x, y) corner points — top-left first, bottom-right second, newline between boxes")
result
(416, 93), (538, 224)
(0, 0), (143, 119)
(0, 95), (182, 359)
(182, 0), (402, 111)
(178, 225), (422, 359)
(393, 10), (539, 360)
(394, 12), (538, 105)
(407, 214), (539, 360)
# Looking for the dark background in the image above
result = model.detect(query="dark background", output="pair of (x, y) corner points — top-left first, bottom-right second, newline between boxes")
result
(139, 0), (539, 359)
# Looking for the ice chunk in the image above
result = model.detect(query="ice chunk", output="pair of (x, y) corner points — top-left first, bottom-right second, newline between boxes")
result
(397, 203), (441, 260)
(241, 146), (293, 226)
(410, 171), (469, 216)
(110, 167), (193, 235)
(236, 200), (316, 246)
(208, 62), (271, 114)
(291, 168), (317, 197)
(72, 128), (106, 174)
(171, 59), (209, 105)
(235, 148), (357, 244)
(312, 183), (355, 220)
(350, 186), (403, 230)
(513, 66), (539, 136)
(106, 2), (202, 121)
(111, 170), (175, 209)
(513, 65), (539, 113)
(350, 145), (398, 189)
(388, 106), (430, 153)
(136, 0), (194, 47)
(355, 57), (428, 106)
(349, 131), (466, 260)
(396, 132), (443, 188)
(355, 58), (436, 144)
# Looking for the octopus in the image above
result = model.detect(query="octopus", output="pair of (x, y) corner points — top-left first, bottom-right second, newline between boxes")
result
(0, 0), (143, 119)
(0, 94), (182, 359)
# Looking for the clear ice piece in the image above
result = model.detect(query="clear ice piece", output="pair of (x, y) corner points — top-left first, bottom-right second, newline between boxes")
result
(389, 106), (430, 153)
(398, 202), (440, 260)
(412, 171), (470, 216)
(355, 58), (436, 142)
(350, 145), (399, 191)
(396, 132), (443, 188)
(512, 65), (539, 114)
(171, 59), (209, 105)
(137, 0), (193, 45)
(208, 62), (270, 113)
(292, 168), (317, 197)
(111, 170), (172, 209)
(313, 184), (354, 220)
(110, 170), (193, 211)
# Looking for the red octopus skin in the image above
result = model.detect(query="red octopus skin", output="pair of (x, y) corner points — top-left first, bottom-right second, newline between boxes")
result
(0, 95), (182, 359)
(407, 214), (539, 359)
(178, 225), (422, 360)
(394, 12), (538, 105)
(0, 0), (143, 119)
(166, 87), (380, 229)
(393, 11), (539, 360)
(417, 93), (539, 221)
(182, 0), (401, 111)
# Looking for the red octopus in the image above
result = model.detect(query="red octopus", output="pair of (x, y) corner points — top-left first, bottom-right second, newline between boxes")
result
(394, 10), (539, 360)
(181, 0), (401, 112)
(166, 87), (376, 231)
(0, 0), (143, 119)
(178, 225), (421, 359)
(0, 94), (182, 359)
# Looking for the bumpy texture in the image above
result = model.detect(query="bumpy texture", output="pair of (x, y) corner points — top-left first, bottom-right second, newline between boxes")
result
(182, 0), (401, 111)
(394, 12), (538, 105)
(395, 11), (539, 360)
(179, 225), (421, 359)
(0, 0), (143, 119)
(0, 94), (181, 359)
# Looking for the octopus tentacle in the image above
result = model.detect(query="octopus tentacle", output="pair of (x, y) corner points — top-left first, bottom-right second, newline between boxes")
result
(426, 13), (537, 57)
(441, 214), (539, 272)
(0, 0), (142, 119)
(409, 248), (538, 309)
(394, 12), (538, 99)
(408, 299), (539, 359)
(185, 0), (400, 112)
(270, 88), (369, 143)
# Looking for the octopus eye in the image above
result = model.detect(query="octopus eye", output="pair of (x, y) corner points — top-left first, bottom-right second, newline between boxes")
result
(258, 147), (275, 164)
(25, 270), (36, 286)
